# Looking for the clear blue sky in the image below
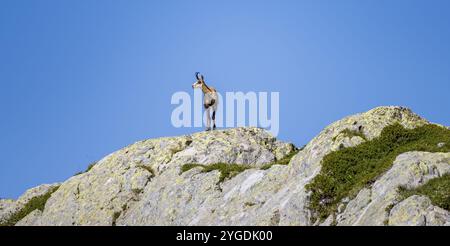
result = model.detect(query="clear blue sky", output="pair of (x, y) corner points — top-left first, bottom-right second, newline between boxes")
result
(1, 0), (449, 198)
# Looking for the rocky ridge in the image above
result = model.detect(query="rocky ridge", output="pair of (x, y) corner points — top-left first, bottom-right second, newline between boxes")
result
(0, 106), (448, 226)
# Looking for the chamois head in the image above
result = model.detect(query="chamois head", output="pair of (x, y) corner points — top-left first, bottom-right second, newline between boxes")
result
(192, 72), (205, 89)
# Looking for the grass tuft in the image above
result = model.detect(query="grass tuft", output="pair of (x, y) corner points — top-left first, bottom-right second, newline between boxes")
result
(136, 165), (156, 178)
(181, 163), (251, 183)
(74, 161), (97, 176)
(181, 147), (304, 183)
(306, 123), (450, 221)
(181, 149), (301, 182)
(180, 163), (205, 173)
(204, 163), (251, 183)
(112, 211), (121, 226)
(260, 149), (300, 170)
(332, 128), (367, 142)
(397, 173), (450, 210)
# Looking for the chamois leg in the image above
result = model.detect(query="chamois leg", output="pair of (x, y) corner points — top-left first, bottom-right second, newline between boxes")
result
(212, 110), (216, 130)
(205, 107), (211, 131)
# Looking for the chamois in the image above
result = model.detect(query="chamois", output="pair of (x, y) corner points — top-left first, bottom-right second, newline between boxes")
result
(192, 72), (218, 131)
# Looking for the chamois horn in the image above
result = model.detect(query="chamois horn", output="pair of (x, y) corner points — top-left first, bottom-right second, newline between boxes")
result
(195, 72), (205, 81)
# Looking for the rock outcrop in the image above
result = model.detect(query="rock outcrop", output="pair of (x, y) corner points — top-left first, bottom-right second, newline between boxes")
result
(335, 152), (450, 226)
(388, 195), (449, 226)
(0, 183), (60, 225)
(1, 106), (448, 226)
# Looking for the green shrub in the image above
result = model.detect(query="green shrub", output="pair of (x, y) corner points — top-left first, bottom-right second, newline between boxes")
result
(398, 174), (450, 210)
(0, 186), (60, 226)
(306, 123), (450, 221)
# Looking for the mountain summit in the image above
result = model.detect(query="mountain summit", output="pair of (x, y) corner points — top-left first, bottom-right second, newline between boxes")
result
(1, 106), (449, 226)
